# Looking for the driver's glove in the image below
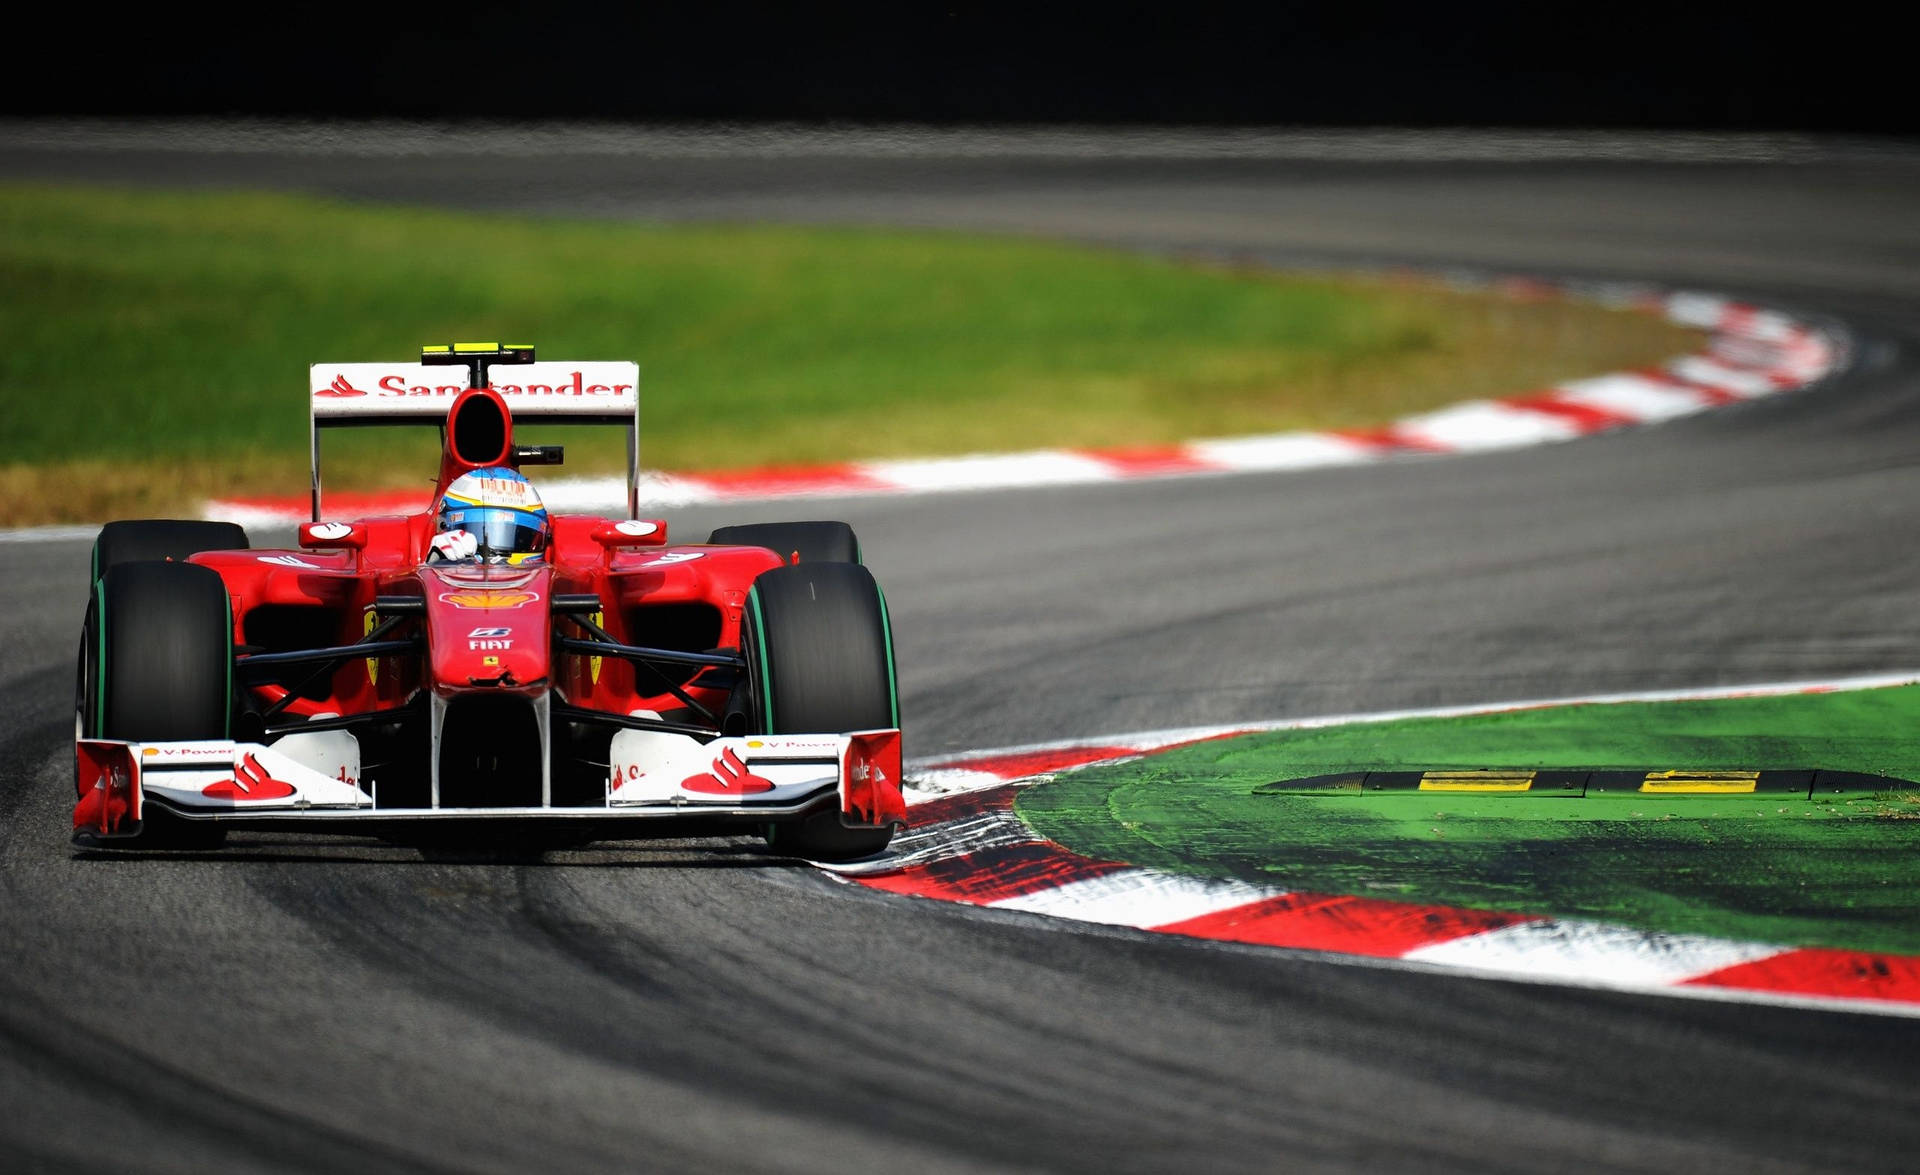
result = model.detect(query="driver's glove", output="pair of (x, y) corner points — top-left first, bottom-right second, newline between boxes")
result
(430, 528), (479, 562)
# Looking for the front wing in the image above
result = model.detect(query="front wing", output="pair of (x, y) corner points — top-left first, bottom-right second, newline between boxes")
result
(74, 730), (904, 840)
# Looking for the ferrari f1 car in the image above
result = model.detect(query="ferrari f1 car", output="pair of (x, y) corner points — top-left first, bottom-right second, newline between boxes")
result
(73, 344), (905, 859)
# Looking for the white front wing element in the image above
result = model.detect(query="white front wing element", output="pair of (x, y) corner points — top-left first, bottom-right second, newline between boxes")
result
(73, 727), (905, 827)
(119, 739), (372, 810)
(607, 729), (847, 806)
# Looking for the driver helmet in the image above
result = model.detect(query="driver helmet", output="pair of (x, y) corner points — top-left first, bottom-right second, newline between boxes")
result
(436, 467), (550, 565)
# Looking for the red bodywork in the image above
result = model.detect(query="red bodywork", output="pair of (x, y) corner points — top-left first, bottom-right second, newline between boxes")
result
(191, 515), (784, 728)
(74, 368), (905, 841)
(199, 385), (786, 728)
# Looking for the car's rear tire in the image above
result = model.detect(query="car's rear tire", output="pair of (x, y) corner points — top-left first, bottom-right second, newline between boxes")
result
(82, 561), (233, 848)
(707, 521), (860, 565)
(744, 561), (899, 861)
(91, 519), (248, 582)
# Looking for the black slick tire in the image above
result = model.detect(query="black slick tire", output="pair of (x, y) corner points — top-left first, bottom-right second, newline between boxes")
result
(82, 561), (233, 848)
(744, 561), (898, 861)
(79, 519), (246, 847)
(707, 521), (860, 565)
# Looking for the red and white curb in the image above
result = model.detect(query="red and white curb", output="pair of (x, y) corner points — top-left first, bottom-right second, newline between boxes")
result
(836, 671), (1920, 1017)
(203, 282), (1842, 527)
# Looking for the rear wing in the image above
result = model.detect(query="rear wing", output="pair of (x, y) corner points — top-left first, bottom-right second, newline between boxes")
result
(307, 344), (640, 520)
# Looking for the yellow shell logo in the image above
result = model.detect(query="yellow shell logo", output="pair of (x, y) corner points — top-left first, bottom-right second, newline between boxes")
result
(439, 591), (539, 609)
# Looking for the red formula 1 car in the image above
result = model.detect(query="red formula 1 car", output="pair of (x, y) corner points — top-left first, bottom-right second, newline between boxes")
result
(73, 344), (905, 859)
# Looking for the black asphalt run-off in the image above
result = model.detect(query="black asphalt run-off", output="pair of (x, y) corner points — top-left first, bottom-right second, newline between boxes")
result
(4, 129), (1920, 1173)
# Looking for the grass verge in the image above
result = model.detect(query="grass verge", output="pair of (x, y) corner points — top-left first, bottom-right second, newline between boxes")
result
(1017, 685), (1920, 954)
(1, 183), (1700, 524)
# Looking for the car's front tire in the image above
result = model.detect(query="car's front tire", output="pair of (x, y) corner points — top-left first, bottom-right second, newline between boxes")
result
(80, 560), (234, 848)
(743, 561), (899, 861)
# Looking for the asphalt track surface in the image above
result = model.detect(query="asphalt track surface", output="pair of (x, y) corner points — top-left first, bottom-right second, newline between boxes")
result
(5, 129), (1920, 1172)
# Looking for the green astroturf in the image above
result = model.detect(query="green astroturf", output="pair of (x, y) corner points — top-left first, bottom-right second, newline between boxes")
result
(1016, 685), (1920, 953)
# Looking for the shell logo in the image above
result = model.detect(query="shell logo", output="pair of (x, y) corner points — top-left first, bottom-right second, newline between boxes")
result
(439, 591), (540, 609)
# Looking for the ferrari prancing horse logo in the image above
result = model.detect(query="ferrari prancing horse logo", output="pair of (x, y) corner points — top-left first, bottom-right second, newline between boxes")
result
(363, 606), (381, 685)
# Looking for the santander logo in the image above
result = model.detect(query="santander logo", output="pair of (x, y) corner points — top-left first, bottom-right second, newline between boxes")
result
(681, 747), (775, 794)
(202, 753), (298, 801)
(315, 374), (368, 398)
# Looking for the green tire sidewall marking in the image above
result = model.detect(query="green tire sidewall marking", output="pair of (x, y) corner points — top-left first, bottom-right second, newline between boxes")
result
(92, 577), (106, 738)
(87, 538), (98, 735)
(221, 579), (232, 738)
(745, 584), (774, 733)
(874, 581), (899, 729)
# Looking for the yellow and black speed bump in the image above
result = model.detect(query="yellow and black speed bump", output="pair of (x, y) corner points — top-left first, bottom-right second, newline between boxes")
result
(1255, 770), (1905, 798)
(1589, 770), (1809, 796)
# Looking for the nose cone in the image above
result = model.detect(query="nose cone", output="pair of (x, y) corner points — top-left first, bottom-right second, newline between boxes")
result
(420, 564), (553, 693)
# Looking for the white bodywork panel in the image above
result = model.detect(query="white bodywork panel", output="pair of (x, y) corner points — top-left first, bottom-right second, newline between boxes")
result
(75, 727), (902, 825)
(607, 729), (845, 806)
(131, 739), (371, 810)
(310, 361), (639, 419)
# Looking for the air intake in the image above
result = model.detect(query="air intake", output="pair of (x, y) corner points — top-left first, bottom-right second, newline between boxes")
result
(447, 387), (511, 470)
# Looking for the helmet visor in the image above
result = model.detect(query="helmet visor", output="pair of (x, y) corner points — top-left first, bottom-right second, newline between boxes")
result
(442, 505), (548, 558)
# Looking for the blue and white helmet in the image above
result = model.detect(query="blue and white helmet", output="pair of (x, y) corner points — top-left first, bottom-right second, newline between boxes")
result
(437, 467), (550, 565)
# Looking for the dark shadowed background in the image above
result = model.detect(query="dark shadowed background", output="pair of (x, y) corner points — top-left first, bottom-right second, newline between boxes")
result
(6, 6), (1901, 131)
